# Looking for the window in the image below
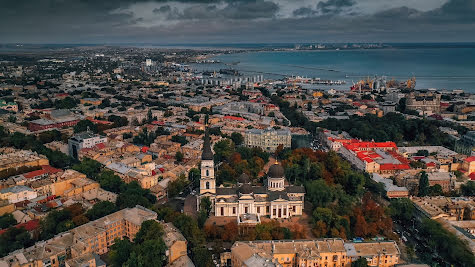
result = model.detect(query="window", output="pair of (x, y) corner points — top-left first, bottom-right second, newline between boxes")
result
(221, 207), (224, 216)
(245, 207), (248, 213)
(206, 169), (209, 177)
(257, 207), (260, 213)
(233, 207), (236, 214)
(206, 182), (210, 189)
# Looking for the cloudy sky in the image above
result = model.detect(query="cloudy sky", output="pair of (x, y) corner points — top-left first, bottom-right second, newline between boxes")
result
(1, 0), (475, 43)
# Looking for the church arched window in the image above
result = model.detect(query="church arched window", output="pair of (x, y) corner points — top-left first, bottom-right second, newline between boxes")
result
(206, 170), (209, 177)
(206, 181), (210, 189)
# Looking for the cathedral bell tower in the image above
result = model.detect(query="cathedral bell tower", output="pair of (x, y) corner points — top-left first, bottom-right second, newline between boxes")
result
(199, 132), (216, 196)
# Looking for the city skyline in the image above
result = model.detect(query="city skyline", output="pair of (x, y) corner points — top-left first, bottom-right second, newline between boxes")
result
(2, 0), (475, 44)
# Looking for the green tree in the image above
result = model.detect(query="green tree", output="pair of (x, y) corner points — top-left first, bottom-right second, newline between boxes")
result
(167, 174), (189, 198)
(0, 227), (34, 257)
(213, 139), (235, 162)
(38, 130), (62, 144)
(0, 213), (17, 229)
(147, 109), (153, 123)
(230, 132), (244, 146)
(98, 170), (124, 193)
(109, 238), (133, 267)
(134, 220), (164, 244)
(116, 181), (155, 209)
(72, 158), (102, 179)
(389, 198), (414, 223)
(131, 239), (167, 267)
(461, 181), (475, 196)
(428, 184), (443, 196)
(73, 119), (97, 133)
(188, 168), (200, 189)
(175, 151), (184, 162)
(191, 246), (214, 267)
(351, 258), (369, 267)
(85, 201), (117, 221)
(200, 197), (212, 215)
(418, 171), (430, 197)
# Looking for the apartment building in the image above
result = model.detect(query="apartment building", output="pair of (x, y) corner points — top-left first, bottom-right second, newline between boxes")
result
(0, 206), (191, 267)
(229, 239), (400, 267)
(244, 128), (291, 153)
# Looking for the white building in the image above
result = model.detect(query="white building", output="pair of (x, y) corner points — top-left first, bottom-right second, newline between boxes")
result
(0, 185), (38, 204)
(198, 134), (305, 220)
(244, 128), (291, 153)
(68, 132), (107, 159)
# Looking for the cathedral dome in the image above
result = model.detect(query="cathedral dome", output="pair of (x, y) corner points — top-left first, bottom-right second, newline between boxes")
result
(268, 163), (285, 178)
(238, 173), (251, 184)
(239, 183), (253, 194)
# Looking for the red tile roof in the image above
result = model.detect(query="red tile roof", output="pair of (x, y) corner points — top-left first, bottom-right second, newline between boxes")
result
(86, 117), (113, 125)
(95, 143), (106, 150)
(0, 219), (40, 235)
(465, 156), (475, 163)
(224, 116), (245, 121)
(23, 165), (61, 179)
(380, 164), (410, 171)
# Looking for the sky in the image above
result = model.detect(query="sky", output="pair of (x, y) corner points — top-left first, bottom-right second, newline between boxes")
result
(1, 0), (475, 44)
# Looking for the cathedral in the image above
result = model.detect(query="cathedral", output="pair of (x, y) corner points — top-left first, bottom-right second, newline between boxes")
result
(198, 135), (305, 219)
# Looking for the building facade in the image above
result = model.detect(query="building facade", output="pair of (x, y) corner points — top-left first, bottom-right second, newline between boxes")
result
(0, 206), (191, 267)
(406, 91), (441, 115)
(244, 128), (291, 153)
(230, 239), (400, 267)
(0, 185), (38, 204)
(198, 136), (305, 220)
(68, 132), (108, 160)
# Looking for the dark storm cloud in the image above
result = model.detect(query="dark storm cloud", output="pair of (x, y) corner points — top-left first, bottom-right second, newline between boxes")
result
(153, 5), (172, 14)
(0, 0), (475, 43)
(317, 0), (355, 14)
(293, 7), (317, 17)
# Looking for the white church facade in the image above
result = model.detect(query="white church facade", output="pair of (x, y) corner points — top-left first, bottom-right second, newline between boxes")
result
(198, 134), (305, 220)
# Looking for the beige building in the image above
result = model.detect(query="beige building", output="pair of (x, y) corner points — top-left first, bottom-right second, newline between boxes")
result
(0, 206), (191, 267)
(229, 239), (400, 267)
(244, 128), (291, 153)
(406, 91), (441, 115)
(0, 148), (49, 172)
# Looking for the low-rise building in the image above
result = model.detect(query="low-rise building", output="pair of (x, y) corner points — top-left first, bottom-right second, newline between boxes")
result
(372, 174), (409, 198)
(0, 148), (49, 172)
(0, 185), (38, 204)
(229, 239), (400, 267)
(339, 140), (410, 174)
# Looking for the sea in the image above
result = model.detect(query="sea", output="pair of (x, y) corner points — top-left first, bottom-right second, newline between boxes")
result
(191, 46), (475, 92)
